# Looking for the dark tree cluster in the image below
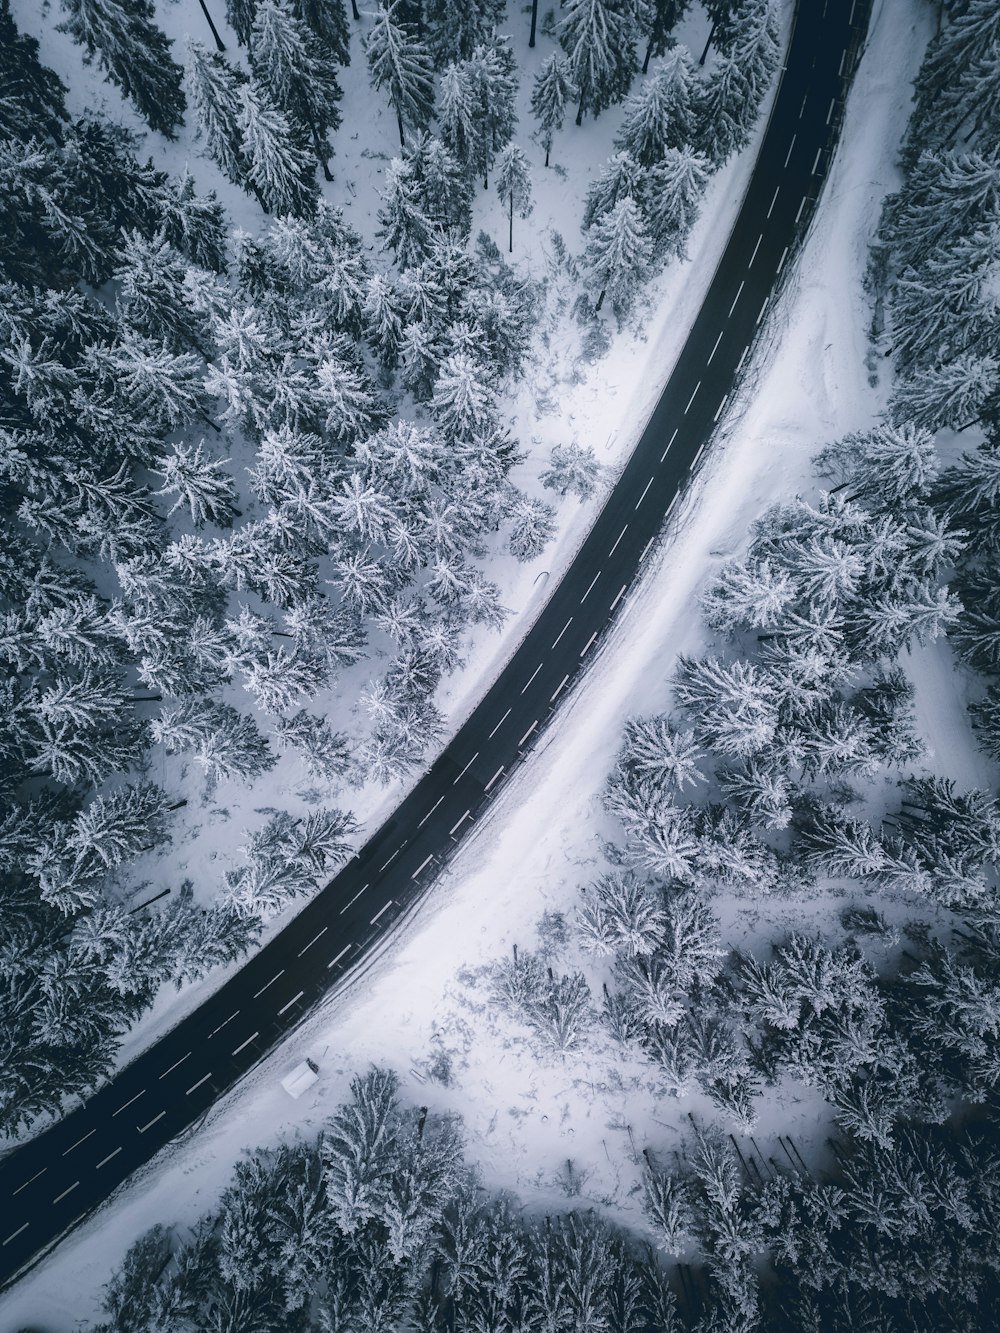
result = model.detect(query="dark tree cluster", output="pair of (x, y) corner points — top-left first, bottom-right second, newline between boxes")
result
(571, 0), (780, 314)
(83, 1066), (687, 1333)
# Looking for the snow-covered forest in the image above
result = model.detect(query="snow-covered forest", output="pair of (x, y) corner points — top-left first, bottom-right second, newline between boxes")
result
(0, 0), (780, 1139)
(43, 1), (1000, 1328)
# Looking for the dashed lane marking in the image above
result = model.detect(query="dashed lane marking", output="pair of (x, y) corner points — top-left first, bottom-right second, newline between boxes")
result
(580, 571), (601, 601)
(784, 134), (796, 169)
(298, 927), (328, 957)
(52, 1182), (80, 1206)
(521, 663), (542, 692)
(12, 1170), (46, 1196)
(157, 1054), (190, 1080)
(517, 720), (539, 746)
(728, 280), (745, 316)
(96, 1147), (123, 1168)
(777, 245), (790, 273)
(484, 766), (504, 791)
(579, 632), (597, 658)
(112, 1091), (144, 1117)
(254, 970), (284, 999)
(749, 233), (763, 266)
(684, 382), (701, 413)
(208, 1012), (239, 1040)
(488, 708), (511, 738)
(328, 944), (351, 968)
(713, 394), (728, 423)
(767, 186), (780, 218)
(62, 1129), (96, 1156)
(3, 1224), (29, 1245)
(661, 427), (679, 462)
(551, 619), (573, 649)
(609, 525), (629, 556)
(340, 884), (368, 914)
(370, 901), (393, 925)
(417, 796), (443, 827)
(278, 991), (305, 1016)
(707, 330), (724, 363)
(795, 195), (808, 223)
(137, 1112), (166, 1134)
(811, 147), (822, 175)
(379, 848), (400, 871)
(454, 753), (478, 782)
(449, 810), (471, 837)
(826, 97), (836, 125)
(799, 93), (808, 118)
(232, 1032), (259, 1057)
(550, 674), (570, 702)
(185, 1075), (212, 1097)
(736, 344), (749, 372)
(411, 854), (434, 879)
(635, 477), (654, 509)
(610, 584), (627, 611)
(639, 535), (655, 562)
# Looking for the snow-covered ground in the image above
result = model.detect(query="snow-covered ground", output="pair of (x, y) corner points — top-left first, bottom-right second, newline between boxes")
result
(0, 0), (944, 1324)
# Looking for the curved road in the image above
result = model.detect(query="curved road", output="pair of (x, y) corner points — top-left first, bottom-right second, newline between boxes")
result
(0, 0), (870, 1288)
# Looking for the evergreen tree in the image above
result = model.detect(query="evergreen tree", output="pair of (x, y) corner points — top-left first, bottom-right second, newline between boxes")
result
(0, 0), (69, 142)
(692, 53), (754, 165)
(638, 0), (692, 74)
(616, 45), (695, 167)
(58, 0), (186, 137)
(423, 0), (504, 66)
(250, 0), (344, 179)
(559, 0), (639, 125)
(365, 1), (435, 149)
(641, 145), (711, 258)
(466, 36), (519, 189)
(584, 196), (652, 313)
(891, 355), (999, 433)
(530, 53), (577, 168)
(540, 442), (601, 499)
(582, 150), (645, 230)
(494, 143), (533, 253)
(153, 441), (238, 528)
(377, 157), (435, 268)
(237, 77), (319, 215)
(295, 0), (351, 65)
(185, 39), (247, 186)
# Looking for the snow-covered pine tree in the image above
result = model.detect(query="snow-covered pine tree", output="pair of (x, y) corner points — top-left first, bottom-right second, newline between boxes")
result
(322, 1065), (400, 1234)
(582, 150), (645, 230)
(273, 708), (352, 779)
(58, 0), (186, 137)
(250, 0), (343, 179)
(559, 0), (639, 125)
(494, 143), (533, 253)
(226, 0), (258, 45)
(615, 45), (695, 167)
(430, 350), (498, 441)
(641, 145), (710, 258)
(151, 697), (276, 784)
(237, 78), (319, 215)
(890, 355), (999, 433)
(0, 1), (70, 143)
(114, 230), (210, 357)
(638, 0), (692, 74)
(466, 35), (519, 189)
(719, 0), (779, 102)
(423, 0), (504, 66)
(153, 440), (238, 528)
(584, 196), (652, 313)
(185, 39), (248, 186)
(540, 441), (601, 499)
(506, 493), (555, 561)
(295, 0), (351, 66)
(407, 132), (473, 234)
(365, 1), (435, 149)
(377, 157), (434, 268)
(530, 53), (577, 167)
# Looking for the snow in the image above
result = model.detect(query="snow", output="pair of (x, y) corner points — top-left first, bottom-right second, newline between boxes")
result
(0, 0), (946, 1325)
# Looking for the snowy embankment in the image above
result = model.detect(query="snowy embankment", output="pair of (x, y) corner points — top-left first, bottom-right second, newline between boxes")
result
(0, 0), (936, 1325)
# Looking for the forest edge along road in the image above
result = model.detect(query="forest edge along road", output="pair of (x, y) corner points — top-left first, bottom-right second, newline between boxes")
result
(0, 0), (871, 1289)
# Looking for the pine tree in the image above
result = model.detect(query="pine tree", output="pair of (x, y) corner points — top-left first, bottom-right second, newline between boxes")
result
(58, 0), (186, 137)
(250, 0), (343, 179)
(540, 442), (601, 499)
(494, 143), (533, 253)
(641, 145), (711, 258)
(559, 0), (639, 125)
(430, 351), (498, 440)
(226, 0), (258, 44)
(639, 0), (692, 74)
(582, 150), (645, 230)
(584, 196), (652, 313)
(466, 36), (519, 189)
(295, 0), (351, 66)
(152, 698), (275, 784)
(423, 0), (504, 66)
(693, 54), (754, 165)
(720, 0), (779, 102)
(616, 45), (695, 167)
(185, 40), (248, 186)
(530, 53), (577, 168)
(365, 1), (435, 149)
(377, 157), (435, 268)
(153, 441), (239, 528)
(891, 355), (999, 433)
(507, 493), (555, 561)
(407, 132), (472, 233)
(0, 0), (70, 142)
(114, 229), (210, 356)
(237, 78), (319, 215)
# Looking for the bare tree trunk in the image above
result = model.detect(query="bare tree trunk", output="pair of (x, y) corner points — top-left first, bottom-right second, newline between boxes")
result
(509, 192), (514, 253)
(197, 0), (226, 51)
(529, 0), (539, 47)
(351, 0), (361, 18)
(396, 106), (405, 148)
(595, 286), (606, 312)
(576, 95), (585, 126)
(545, 141), (550, 167)
(699, 21), (716, 66)
(643, 36), (654, 74)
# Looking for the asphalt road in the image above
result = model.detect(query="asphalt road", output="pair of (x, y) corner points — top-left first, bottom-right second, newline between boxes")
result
(0, 0), (871, 1289)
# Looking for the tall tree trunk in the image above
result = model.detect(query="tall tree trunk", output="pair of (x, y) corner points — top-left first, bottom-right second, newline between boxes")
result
(595, 286), (606, 312)
(643, 35), (654, 74)
(529, 0), (538, 47)
(545, 141), (550, 167)
(699, 21), (716, 66)
(351, 0), (361, 18)
(576, 94), (585, 126)
(396, 106), (405, 148)
(509, 192), (514, 253)
(197, 0), (226, 51)
(168, 799), (189, 812)
(310, 122), (334, 181)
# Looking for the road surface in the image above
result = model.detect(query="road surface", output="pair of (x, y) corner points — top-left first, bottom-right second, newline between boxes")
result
(0, 0), (871, 1288)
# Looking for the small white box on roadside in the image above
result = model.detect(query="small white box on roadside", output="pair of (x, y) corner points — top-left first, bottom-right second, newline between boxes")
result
(281, 1058), (319, 1099)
